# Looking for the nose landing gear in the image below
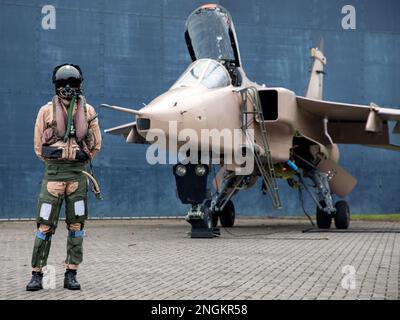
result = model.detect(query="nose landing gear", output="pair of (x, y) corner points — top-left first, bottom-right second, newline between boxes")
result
(185, 203), (220, 238)
(173, 163), (220, 238)
(218, 200), (235, 228)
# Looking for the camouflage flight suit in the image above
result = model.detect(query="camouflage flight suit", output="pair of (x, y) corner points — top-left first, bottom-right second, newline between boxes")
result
(31, 95), (102, 271)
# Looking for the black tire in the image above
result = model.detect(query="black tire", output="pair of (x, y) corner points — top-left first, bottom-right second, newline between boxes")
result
(316, 202), (332, 229)
(212, 213), (219, 228)
(334, 200), (350, 229)
(220, 200), (235, 228)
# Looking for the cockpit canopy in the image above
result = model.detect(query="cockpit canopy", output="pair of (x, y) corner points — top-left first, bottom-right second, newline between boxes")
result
(185, 4), (241, 67)
(171, 59), (231, 89)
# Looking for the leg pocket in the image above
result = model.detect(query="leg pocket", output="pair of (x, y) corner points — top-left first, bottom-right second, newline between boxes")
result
(65, 177), (88, 224)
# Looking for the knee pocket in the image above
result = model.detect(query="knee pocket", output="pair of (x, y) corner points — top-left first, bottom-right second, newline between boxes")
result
(36, 197), (62, 226)
(36, 179), (63, 226)
(66, 197), (88, 224)
(66, 176), (88, 223)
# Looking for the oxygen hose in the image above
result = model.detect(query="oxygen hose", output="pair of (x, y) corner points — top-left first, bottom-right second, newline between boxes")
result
(63, 96), (76, 142)
(82, 170), (103, 200)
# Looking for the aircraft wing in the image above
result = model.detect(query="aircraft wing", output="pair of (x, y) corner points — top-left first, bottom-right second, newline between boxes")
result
(104, 121), (136, 137)
(297, 96), (400, 122)
(296, 96), (400, 148)
(366, 144), (400, 152)
(104, 121), (148, 144)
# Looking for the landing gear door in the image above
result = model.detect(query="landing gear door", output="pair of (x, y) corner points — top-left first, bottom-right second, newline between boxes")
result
(317, 159), (357, 197)
(184, 4), (241, 67)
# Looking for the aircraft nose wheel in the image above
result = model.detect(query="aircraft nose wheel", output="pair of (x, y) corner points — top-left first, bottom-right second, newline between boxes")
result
(219, 200), (235, 228)
(212, 213), (219, 228)
(334, 200), (350, 229)
(186, 202), (220, 238)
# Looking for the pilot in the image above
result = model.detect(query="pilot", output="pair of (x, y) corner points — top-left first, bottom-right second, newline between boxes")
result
(224, 61), (242, 86)
(26, 64), (102, 291)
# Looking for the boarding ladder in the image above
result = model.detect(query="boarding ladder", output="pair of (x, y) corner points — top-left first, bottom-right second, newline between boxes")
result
(238, 87), (282, 209)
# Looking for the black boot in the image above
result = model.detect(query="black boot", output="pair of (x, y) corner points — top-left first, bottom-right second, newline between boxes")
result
(64, 269), (81, 290)
(26, 271), (43, 291)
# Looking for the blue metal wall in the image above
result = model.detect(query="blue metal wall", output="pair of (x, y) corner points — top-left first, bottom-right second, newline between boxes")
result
(0, 0), (399, 218)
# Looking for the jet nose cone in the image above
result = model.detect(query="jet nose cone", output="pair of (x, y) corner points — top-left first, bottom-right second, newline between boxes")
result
(135, 104), (182, 140)
(135, 87), (207, 141)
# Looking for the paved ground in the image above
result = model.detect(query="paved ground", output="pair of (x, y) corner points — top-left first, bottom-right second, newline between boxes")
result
(0, 218), (399, 300)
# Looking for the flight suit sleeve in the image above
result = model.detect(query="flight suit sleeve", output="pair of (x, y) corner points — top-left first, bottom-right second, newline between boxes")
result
(87, 106), (102, 159)
(34, 107), (46, 161)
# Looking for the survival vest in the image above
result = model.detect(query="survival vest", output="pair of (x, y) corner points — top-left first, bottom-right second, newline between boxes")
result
(41, 95), (96, 161)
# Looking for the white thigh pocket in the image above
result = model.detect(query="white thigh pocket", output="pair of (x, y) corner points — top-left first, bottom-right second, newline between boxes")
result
(74, 200), (85, 216)
(40, 203), (52, 220)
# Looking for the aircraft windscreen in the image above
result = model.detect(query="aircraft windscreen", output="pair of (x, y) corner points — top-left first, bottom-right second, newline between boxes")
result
(172, 59), (231, 89)
(186, 6), (236, 62)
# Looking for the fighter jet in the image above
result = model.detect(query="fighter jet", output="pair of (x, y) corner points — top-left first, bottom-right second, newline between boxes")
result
(102, 4), (400, 238)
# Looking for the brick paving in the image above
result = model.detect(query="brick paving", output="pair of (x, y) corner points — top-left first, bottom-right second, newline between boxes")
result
(0, 218), (399, 300)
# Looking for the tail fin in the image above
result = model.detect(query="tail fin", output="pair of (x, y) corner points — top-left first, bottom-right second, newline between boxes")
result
(305, 40), (326, 100)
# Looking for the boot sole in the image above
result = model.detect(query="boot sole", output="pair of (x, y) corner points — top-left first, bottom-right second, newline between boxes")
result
(26, 287), (43, 291)
(64, 284), (81, 290)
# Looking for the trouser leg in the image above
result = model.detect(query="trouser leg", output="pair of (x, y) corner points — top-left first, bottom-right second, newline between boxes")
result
(65, 223), (84, 269)
(65, 177), (88, 269)
(31, 226), (53, 271)
(31, 179), (63, 270)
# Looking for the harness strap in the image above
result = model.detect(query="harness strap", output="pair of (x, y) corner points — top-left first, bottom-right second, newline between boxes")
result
(83, 101), (88, 121)
(51, 99), (57, 129)
(64, 96), (76, 142)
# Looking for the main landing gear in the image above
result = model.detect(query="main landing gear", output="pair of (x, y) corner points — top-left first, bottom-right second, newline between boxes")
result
(290, 137), (351, 230)
(317, 200), (350, 229)
(299, 168), (351, 230)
